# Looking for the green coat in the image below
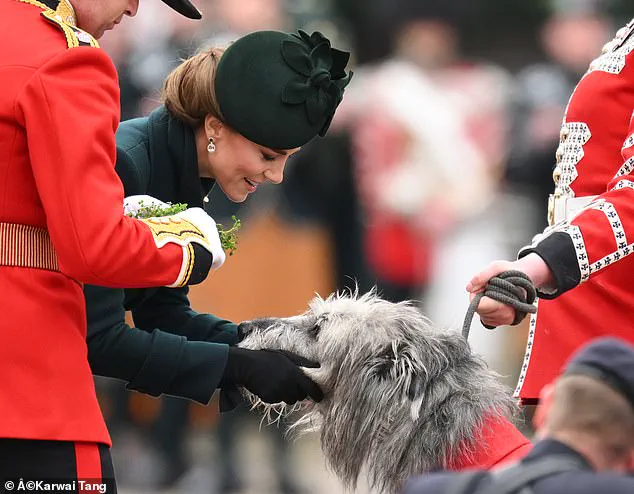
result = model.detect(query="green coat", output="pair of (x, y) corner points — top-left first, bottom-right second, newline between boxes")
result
(86, 106), (237, 404)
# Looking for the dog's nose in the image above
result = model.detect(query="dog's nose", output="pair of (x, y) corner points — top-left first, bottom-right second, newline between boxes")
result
(238, 318), (276, 340)
(237, 321), (253, 340)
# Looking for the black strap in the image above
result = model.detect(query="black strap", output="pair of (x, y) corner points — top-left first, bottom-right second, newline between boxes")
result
(485, 455), (586, 494)
(448, 455), (587, 494)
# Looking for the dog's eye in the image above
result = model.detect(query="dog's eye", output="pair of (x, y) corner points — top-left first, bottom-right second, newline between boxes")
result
(308, 323), (321, 338)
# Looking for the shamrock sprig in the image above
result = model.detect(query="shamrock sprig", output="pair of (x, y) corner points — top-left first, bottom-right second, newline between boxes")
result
(127, 201), (241, 255)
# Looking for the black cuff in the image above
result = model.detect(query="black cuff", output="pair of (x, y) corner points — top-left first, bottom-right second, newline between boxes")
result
(519, 232), (581, 299)
(188, 243), (213, 285)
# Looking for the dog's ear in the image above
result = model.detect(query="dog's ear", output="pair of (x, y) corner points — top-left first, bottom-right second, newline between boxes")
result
(372, 340), (427, 421)
(373, 341), (410, 379)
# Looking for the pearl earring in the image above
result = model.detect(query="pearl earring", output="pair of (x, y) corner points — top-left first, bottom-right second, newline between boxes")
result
(207, 137), (216, 153)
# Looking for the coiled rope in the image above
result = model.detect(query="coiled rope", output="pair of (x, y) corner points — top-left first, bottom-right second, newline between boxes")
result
(462, 270), (537, 340)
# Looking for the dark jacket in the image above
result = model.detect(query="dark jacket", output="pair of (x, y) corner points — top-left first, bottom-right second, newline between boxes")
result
(402, 439), (634, 494)
(86, 105), (237, 405)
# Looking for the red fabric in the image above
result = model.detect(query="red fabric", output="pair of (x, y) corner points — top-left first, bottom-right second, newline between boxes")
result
(74, 443), (102, 484)
(365, 220), (434, 285)
(0, 0), (185, 443)
(517, 25), (634, 401)
(448, 414), (532, 470)
(352, 111), (435, 286)
(518, 263), (633, 401)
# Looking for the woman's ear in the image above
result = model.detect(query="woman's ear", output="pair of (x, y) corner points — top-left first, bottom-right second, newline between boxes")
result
(204, 114), (224, 140)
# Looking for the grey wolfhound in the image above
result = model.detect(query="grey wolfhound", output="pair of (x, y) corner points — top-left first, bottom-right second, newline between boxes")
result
(238, 290), (531, 493)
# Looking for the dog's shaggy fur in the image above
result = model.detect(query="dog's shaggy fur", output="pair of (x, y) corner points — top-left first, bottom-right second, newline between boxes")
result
(238, 290), (517, 493)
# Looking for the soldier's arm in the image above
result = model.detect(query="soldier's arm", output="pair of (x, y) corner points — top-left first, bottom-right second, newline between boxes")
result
(86, 284), (228, 404)
(16, 46), (211, 287)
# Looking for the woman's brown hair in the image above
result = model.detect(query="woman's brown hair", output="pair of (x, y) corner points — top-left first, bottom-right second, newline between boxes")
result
(161, 47), (226, 128)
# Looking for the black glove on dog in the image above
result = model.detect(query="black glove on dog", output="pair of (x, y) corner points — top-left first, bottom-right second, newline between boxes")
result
(219, 348), (323, 405)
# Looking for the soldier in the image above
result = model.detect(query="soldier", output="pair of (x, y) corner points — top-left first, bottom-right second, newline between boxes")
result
(467, 15), (634, 409)
(402, 337), (634, 494)
(0, 0), (228, 487)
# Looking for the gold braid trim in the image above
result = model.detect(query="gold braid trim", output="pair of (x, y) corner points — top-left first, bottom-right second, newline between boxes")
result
(0, 223), (59, 272)
(17, 0), (49, 10)
(165, 242), (196, 288)
(54, 0), (76, 26)
(140, 217), (212, 287)
(138, 217), (213, 252)
(17, 0), (99, 48)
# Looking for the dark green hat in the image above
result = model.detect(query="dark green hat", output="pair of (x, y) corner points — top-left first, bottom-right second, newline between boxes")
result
(215, 30), (353, 150)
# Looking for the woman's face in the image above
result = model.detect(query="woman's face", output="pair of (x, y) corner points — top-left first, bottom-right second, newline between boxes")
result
(198, 118), (300, 203)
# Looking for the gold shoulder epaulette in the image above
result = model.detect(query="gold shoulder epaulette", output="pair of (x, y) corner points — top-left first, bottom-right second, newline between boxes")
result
(41, 10), (99, 48)
(18, 0), (99, 48)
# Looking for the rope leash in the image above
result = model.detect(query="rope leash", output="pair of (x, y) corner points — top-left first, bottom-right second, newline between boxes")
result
(462, 270), (537, 340)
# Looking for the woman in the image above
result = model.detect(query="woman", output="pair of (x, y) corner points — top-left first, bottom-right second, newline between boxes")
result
(86, 28), (351, 443)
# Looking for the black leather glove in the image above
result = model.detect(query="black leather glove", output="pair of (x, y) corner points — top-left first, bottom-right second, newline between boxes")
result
(219, 348), (323, 405)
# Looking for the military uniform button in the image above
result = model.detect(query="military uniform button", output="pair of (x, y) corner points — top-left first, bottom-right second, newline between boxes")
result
(553, 166), (562, 185)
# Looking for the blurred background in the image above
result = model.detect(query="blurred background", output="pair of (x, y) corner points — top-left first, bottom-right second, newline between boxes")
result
(95, 0), (631, 492)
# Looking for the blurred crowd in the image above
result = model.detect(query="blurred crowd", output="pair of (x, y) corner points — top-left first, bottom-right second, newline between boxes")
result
(94, 0), (630, 492)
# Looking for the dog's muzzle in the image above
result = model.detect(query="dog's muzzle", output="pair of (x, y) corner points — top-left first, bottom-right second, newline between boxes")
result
(238, 318), (277, 339)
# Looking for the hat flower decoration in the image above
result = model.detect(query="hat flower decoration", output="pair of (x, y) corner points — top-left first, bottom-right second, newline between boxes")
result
(281, 30), (353, 136)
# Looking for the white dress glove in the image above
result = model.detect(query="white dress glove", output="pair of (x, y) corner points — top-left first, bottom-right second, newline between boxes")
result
(174, 207), (226, 270)
(124, 195), (226, 270)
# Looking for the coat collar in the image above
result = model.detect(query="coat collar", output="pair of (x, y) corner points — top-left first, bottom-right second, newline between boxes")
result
(40, 0), (76, 25)
(523, 439), (593, 470)
(147, 106), (214, 208)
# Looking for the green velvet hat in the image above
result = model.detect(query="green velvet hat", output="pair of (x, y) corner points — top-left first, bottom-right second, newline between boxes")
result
(215, 30), (353, 150)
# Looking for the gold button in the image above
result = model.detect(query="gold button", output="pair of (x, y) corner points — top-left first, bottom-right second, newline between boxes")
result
(553, 166), (562, 185)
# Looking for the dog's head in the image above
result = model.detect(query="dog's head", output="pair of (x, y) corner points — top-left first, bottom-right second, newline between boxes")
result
(239, 290), (515, 492)
(239, 290), (440, 398)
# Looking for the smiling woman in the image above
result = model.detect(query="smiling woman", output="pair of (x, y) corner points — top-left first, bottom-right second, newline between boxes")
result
(159, 30), (352, 203)
(85, 26), (354, 454)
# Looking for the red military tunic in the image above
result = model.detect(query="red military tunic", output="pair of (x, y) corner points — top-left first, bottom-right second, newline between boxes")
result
(515, 19), (634, 402)
(0, 0), (196, 444)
